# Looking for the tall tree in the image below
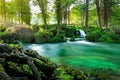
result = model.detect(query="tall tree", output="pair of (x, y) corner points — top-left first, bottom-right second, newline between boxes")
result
(55, 0), (63, 34)
(14, 0), (23, 24)
(14, 0), (31, 25)
(37, 0), (48, 30)
(21, 0), (31, 25)
(103, 0), (113, 31)
(3, 0), (6, 22)
(63, 0), (75, 26)
(103, 0), (109, 31)
(0, 0), (7, 25)
(95, 0), (102, 30)
(85, 0), (89, 32)
(0, 0), (3, 21)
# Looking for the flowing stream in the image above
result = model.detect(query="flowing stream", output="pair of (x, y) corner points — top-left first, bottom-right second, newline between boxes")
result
(24, 41), (120, 74)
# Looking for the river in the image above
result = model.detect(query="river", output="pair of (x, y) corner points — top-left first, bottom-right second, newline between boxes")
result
(24, 41), (120, 74)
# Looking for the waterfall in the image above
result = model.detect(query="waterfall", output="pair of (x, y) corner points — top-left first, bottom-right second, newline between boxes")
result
(67, 38), (71, 42)
(66, 30), (86, 42)
(79, 30), (86, 39)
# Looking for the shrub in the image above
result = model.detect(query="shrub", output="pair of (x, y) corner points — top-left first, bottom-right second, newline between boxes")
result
(86, 29), (102, 42)
(86, 28), (120, 43)
(50, 34), (65, 43)
(70, 36), (75, 41)
(0, 26), (6, 32)
(98, 34), (114, 43)
(35, 30), (53, 43)
(62, 26), (76, 37)
(15, 33), (34, 43)
(0, 32), (15, 43)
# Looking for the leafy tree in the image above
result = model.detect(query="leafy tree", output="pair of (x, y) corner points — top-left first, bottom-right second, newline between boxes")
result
(36, 0), (48, 30)
(0, 0), (6, 23)
(85, 0), (89, 32)
(21, 0), (31, 25)
(14, 0), (31, 25)
(95, 0), (102, 30)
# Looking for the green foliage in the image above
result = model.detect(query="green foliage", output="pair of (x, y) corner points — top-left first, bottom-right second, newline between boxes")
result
(86, 29), (102, 42)
(98, 32), (114, 43)
(62, 26), (76, 37)
(34, 27), (65, 43)
(99, 30), (120, 43)
(22, 65), (32, 74)
(35, 59), (43, 65)
(0, 32), (14, 43)
(53, 68), (73, 80)
(15, 33), (34, 43)
(111, 4), (120, 27)
(51, 34), (65, 43)
(14, 0), (31, 24)
(34, 29), (53, 43)
(68, 70), (89, 80)
(86, 27), (120, 43)
(0, 26), (6, 32)
(21, 0), (31, 25)
(70, 36), (75, 41)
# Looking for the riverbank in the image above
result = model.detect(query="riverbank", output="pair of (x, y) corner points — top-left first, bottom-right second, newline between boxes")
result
(1, 25), (120, 44)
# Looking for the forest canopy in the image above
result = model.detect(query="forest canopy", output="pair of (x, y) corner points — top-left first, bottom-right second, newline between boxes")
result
(0, 0), (120, 27)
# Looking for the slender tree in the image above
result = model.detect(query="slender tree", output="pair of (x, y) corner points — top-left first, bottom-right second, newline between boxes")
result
(55, 0), (63, 34)
(95, 0), (102, 30)
(63, 0), (75, 26)
(103, 0), (109, 31)
(85, 0), (89, 32)
(14, 0), (31, 25)
(21, 0), (31, 25)
(37, 0), (48, 30)
(0, 0), (3, 21)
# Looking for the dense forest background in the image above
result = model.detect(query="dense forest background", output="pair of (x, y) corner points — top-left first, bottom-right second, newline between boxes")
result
(0, 0), (120, 43)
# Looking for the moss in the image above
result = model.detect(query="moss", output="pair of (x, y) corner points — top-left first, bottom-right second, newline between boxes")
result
(0, 64), (5, 72)
(35, 59), (43, 64)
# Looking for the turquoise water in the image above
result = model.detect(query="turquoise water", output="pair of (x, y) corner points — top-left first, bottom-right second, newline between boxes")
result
(24, 41), (120, 73)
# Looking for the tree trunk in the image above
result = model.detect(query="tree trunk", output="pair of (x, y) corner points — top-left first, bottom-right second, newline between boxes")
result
(3, 0), (6, 25)
(55, 0), (62, 35)
(95, 0), (102, 31)
(85, 0), (89, 32)
(63, 4), (68, 27)
(67, 7), (70, 25)
(20, 0), (23, 25)
(103, 0), (109, 31)
(37, 0), (48, 30)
